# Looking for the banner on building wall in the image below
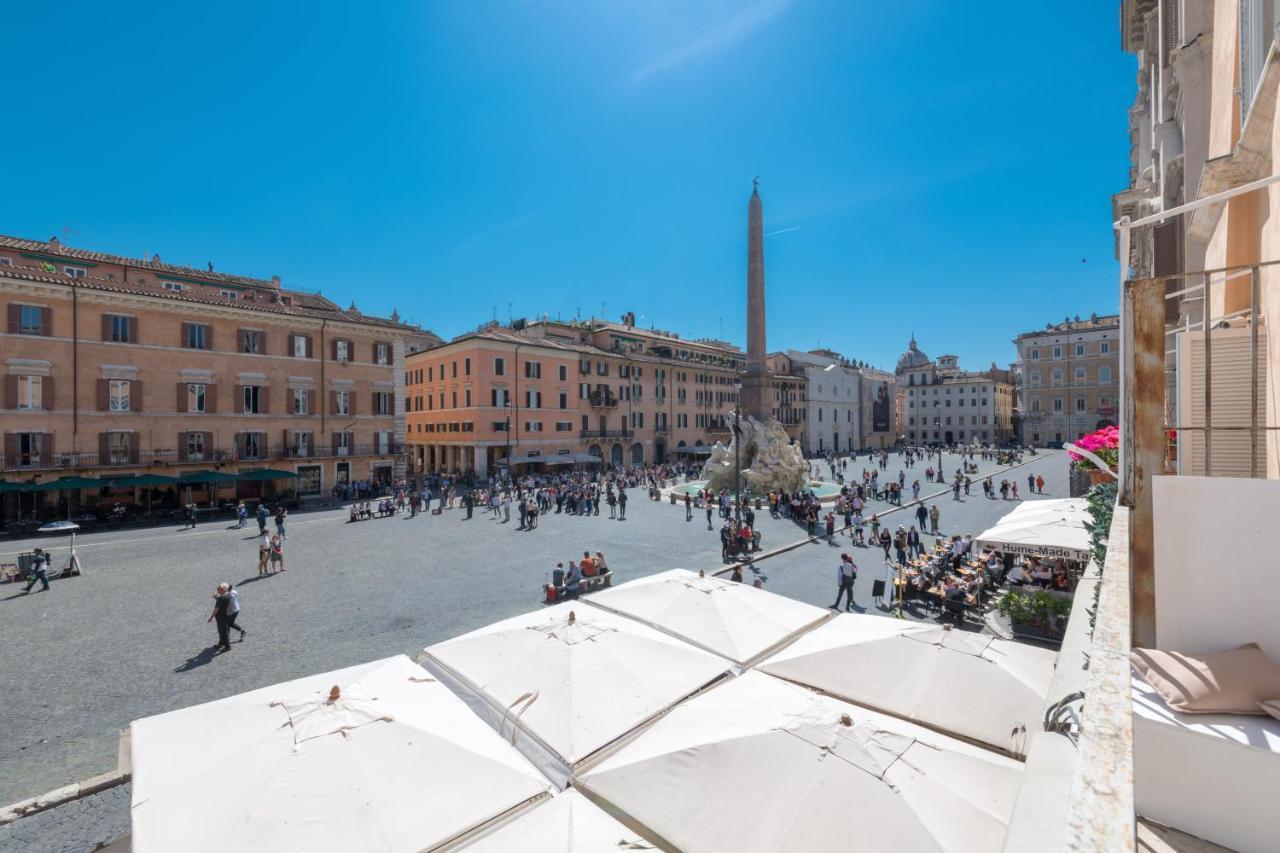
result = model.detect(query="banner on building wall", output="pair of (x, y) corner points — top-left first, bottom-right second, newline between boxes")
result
(872, 381), (891, 432)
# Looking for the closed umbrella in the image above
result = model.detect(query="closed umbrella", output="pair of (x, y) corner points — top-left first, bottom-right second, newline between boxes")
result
(36, 520), (83, 575)
(129, 655), (551, 853)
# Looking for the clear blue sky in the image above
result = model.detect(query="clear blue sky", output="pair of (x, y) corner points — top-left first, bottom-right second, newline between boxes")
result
(3, 1), (1132, 372)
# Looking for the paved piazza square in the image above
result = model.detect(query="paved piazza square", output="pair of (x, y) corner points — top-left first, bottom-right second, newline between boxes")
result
(0, 449), (1070, 851)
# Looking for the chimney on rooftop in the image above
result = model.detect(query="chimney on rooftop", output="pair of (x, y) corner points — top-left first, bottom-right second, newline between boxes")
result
(271, 275), (281, 288)
(151, 254), (162, 266)
(48, 236), (60, 248)
(208, 262), (214, 272)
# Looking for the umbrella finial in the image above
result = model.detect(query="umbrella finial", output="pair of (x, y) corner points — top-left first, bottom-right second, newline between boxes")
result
(839, 714), (853, 727)
(567, 610), (576, 625)
(698, 569), (705, 578)
(328, 685), (341, 702)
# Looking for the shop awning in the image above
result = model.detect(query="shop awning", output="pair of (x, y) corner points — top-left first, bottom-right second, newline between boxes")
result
(180, 470), (240, 484)
(27, 475), (104, 491)
(975, 498), (1092, 561)
(237, 468), (300, 481)
(107, 474), (180, 487)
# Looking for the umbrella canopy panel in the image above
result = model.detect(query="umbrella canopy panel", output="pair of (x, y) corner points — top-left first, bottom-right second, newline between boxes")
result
(758, 614), (1056, 755)
(576, 671), (1024, 853)
(585, 568), (830, 665)
(455, 790), (651, 852)
(420, 603), (731, 777)
(974, 498), (1091, 560)
(129, 655), (551, 853)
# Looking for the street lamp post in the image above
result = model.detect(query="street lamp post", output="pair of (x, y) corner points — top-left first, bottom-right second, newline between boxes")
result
(504, 400), (511, 478)
(733, 378), (743, 526)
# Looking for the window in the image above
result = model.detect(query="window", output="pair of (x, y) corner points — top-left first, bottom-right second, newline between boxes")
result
(64, 266), (87, 278)
(1100, 341), (1110, 354)
(451, 391), (457, 408)
(335, 340), (350, 362)
(0, 257), (10, 266)
(287, 430), (311, 457)
(17, 376), (42, 409)
(334, 390), (350, 416)
(293, 335), (309, 358)
(240, 329), (263, 354)
(1076, 396), (1087, 412)
(375, 343), (390, 365)
(161, 281), (187, 292)
(243, 385), (262, 414)
(188, 383), (206, 413)
(526, 389), (541, 408)
(241, 433), (264, 460)
(18, 305), (43, 334)
(525, 421), (543, 432)
(185, 323), (209, 350)
(1053, 397), (1063, 412)
(464, 389), (472, 407)
(596, 362), (608, 376)
(293, 388), (310, 415)
(109, 380), (131, 412)
(335, 432), (351, 456)
(107, 431), (131, 464)
(556, 421), (573, 431)
(494, 357), (506, 376)
(1099, 365), (1113, 384)
(219, 289), (237, 301)
(1030, 369), (1041, 387)
(373, 391), (391, 415)
(558, 392), (568, 409)
(558, 365), (567, 381)
(1052, 368), (1064, 386)
(1052, 346), (1062, 359)
(16, 432), (43, 466)
(1031, 399), (1041, 413)
(185, 431), (206, 462)
(493, 421), (508, 432)
(491, 388), (508, 407)
(1074, 367), (1087, 384)
(1075, 344), (1086, 357)
(464, 357), (471, 375)
(525, 361), (541, 379)
(106, 315), (133, 343)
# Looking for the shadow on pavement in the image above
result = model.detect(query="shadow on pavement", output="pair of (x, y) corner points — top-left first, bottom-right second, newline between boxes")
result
(174, 646), (221, 673)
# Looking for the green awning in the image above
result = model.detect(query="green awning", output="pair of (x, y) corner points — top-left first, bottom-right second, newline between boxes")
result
(236, 468), (300, 481)
(0, 481), (25, 494)
(180, 470), (240, 484)
(29, 475), (104, 491)
(107, 474), (180, 487)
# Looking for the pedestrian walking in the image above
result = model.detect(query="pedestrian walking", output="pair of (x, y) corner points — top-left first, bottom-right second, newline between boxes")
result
(706, 503), (714, 530)
(269, 534), (285, 573)
(685, 493), (692, 521)
(928, 504), (940, 535)
(618, 488), (627, 520)
(831, 553), (857, 611)
(225, 584), (247, 641)
(185, 503), (198, 529)
(236, 501), (248, 529)
(256, 503), (269, 535)
(22, 548), (51, 593)
(257, 530), (271, 576)
(1027, 474), (1035, 495)
(208, 583), (233, 652)
(274, 506), (288, 540)
(1036, 474), (1045, 494)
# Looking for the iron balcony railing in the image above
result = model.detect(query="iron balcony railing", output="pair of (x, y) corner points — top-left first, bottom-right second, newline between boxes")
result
(0, 444), (404, 473)
(579, 428), (631, 439)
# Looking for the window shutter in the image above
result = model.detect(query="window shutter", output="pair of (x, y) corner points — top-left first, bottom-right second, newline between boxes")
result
(6, 304), (18, 334)
(40, 307), (51, 336)
(206, 384), (218, 414)
(98, 432), (109, 461)
(332, 432), (341, 454)
(97, 379), (109, 411)
(177, 382), (187, 413)
(1154, 219), (1184, 324)
(203, 432), (213, 456)
(331, 339), (339, 360)
(203, 324), (213, 351)
(330, 390), (338, 415)
(306, 335), (314, 358)
(259, 332), (268, 356)
(3, 376), (16, 409)
(237, 328), (247, 352)
(41, 433), (53, 463)
(1162, 0), (1178, 64)
(372, 391), (378, 414)
(180, 322), (190, 347)
(178, 432), (188, 462)
(349, 391), (357, 416)
(283, 428), (291, 455)
(132, 380), (143, 413)
(259, 386), (270, 414)
(236, 385), (245, 413)
(43, 377), (53, 410)
(101, 313), (112, 341)
(128, 433), (140, 464)
(4, 432), (17, 461)
(128, 316), (137, 343)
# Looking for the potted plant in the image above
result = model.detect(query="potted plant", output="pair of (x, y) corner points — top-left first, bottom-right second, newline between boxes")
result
(1068, 425), (1119, 484)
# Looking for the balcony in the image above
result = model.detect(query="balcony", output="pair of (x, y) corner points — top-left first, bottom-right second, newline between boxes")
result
(579, 428), (631, 439)
(0, 444), (403, 473)
(587, 391), (618, 408)
(653, 423), (670, 435)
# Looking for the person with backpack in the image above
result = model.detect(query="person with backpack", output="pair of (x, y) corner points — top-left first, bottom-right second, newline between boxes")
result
(225, 583), (247, 641)
(831, 554), (857, 611)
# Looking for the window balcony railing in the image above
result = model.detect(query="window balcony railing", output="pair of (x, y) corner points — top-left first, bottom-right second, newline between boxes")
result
(579, 428), (631, 439)
(0, 443), (404, 473)
(587, 392), (618, 408)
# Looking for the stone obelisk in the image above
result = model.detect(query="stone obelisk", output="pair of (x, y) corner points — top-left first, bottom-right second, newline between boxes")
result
(741, 179), (769, 419)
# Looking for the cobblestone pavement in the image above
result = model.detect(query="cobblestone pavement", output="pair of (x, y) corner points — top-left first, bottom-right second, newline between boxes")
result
(0, 784), (130, 853)
(0, 449), (1068, 850)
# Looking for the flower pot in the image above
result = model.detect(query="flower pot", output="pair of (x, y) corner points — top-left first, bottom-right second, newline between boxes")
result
(1087, 469), (1112, 485)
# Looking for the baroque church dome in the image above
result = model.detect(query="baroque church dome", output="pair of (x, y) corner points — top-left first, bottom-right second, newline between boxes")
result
(895, 336), (931, 373)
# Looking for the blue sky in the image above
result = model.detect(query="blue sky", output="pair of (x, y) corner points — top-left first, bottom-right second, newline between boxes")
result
(3, 1), (1132, 371)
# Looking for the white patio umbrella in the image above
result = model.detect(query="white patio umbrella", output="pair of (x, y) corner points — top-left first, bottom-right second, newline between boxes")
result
(130, 655), (551, 853)
(585, 568), (830, 665)
(419, 602), (731, 784)
(758, 614), (1055, 756)
(576, 671), (1024, 853)
(447, 790), (653, 852)
(974, 498), (1091, 560)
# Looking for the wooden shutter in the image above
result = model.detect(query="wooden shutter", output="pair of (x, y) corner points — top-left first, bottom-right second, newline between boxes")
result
(42, 377), (53, 410)
(1162, 0), (1179, 64)
(39, 307), (51, 336)
(4, 432), (17, 462)
(283, 428), (291, 455)
(1154, 219), (1184, 324)
(98, 432), (109, 461)
(101, 313), (113, 341)
(127, 316), (137, 343)
(177, 382), (187, 413)
(180, 322), (190, 347)
(178, 432), (188, 462)
(332, 432), (341, 454)
(203, 432), (213, 457)
(237, 329), (248, 353)
(372, 391), (379, 415)
(349, 390), (357, 416)
(128, 432), (140, 464)
(131, 380), (143, 413)
(330, 390), (338, 415)
(305, 335), (314, 358)
(206, 384), (218, 414)
(259, 332), (268, 356)
(259, 386), (270, 414)
(6, 304), (18, 334)
(3, 376), (16, 409)
(97, 379), (110, 411)
(236, 385), (245, 414)
(41, 433), (53, 463)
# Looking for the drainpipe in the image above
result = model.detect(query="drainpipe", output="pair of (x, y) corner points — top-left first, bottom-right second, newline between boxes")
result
(71, 276), (79, 441)
(320, 319), (327, 437)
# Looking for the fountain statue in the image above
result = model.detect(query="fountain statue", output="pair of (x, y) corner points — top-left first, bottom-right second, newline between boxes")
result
(701, 412), (809, 494)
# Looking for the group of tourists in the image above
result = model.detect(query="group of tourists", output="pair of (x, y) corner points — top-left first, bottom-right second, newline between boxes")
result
(546, 550), (611, 600)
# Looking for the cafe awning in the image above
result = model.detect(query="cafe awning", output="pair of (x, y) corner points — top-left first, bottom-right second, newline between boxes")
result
(180, 470), (240, 484)
(975, 498), (1091, 561)
(27, 475), (104, 491)
(107, 474), (179, 487)
(237, 468), (300, 481)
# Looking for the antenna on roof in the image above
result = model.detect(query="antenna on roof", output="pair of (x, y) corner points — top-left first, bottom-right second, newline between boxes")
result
(508, 303), (512, 325)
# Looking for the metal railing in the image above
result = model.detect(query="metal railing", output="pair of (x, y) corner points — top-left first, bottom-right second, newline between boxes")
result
(0, 443), (403, 473)
(579, 428), (630, 439)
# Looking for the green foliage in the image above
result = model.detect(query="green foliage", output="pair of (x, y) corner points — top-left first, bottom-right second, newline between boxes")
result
(1083, 481), (1117, 635)
(997, 589), (1072, 626)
